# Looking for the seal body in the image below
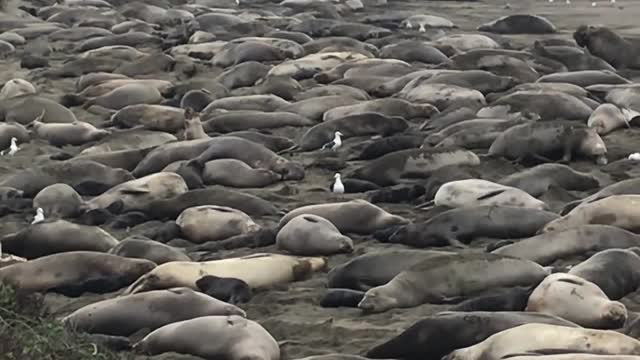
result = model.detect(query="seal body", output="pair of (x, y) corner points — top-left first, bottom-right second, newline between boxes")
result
(276, 214), (354, 256)
(202, 159), (281, 188)
(543, 195), (640, 233)
(588, 103), (630, 135)
(176, 205), (260, 243)
(434, 179), (547, 210)
(569, 248), (640, 300)
(33, 183), (85, 218)
(526, 273), (627, 329)
(108, 238), (191, 265)
(62, 287), (246, 337)
(133, 315), (280, 360)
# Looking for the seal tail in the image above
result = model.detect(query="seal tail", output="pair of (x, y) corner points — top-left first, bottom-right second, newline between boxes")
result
(59, 94), (86, 107)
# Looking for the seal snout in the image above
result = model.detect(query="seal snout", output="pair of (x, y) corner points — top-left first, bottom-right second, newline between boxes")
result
(604, 301), (628, 327)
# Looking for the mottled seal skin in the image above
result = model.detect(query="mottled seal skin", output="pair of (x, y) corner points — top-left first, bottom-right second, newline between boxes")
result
(351, 147), (481, 186)
(196, 275), (253, 304)
(366, 311), (577, 360)
(451, 287), (533, 312)
(300, 113), (409, 151)
(574, 25), (640, 69)
(526, 273), (627, 329)
(0, 251), (156, 296)
(276, 214), (354, 256)
(446, 323), (640, 360)
(588, 103), (631, 135)
(176, 205), (260, 244)
(358, 253), (549, 313)
(478, 15), (556, 34)
(62, 287), (246, 337)
(492, 225), (640, 266)
(356, 135), (424, 160)
(320, 289), (365, 308)
(0, 160), (133, 197)
(31, 119), (110, 147)
(278, 199), (408, 235)
(499, 163), (599, 197)
(133, 315), (279, 360)
(111, 104), (185, 132)
(434, 179), (548, 210)
(108, 237), (191, 265)
(388, 206), (558, 248)
(33, 183), (85, 219)
(328, 250), (455, 291)
(201, 159), (281, 188)
(0, 220), (118, 259)
(569, 248), (640, 300)
(543, 195), (640, 233)
(147, 187), (279, 219)
(488, 120), (608, 165)
(562, 178), (640, 215)
(215, 61), (271, 90)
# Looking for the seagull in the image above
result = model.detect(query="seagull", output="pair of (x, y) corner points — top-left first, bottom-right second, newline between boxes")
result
(321, 131), (343, 150)
(629, 153), (640, 161)
(32, 207), (45, 224)
(332, 173), (345, 194)
(1, 137), (18, 156)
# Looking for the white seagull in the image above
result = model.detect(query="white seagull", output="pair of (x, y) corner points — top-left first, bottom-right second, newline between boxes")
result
(32, 207), (45, 224)
(332, 173), (345, 194)
(321, 131), (343, 150)
(1, 137), (18, 156)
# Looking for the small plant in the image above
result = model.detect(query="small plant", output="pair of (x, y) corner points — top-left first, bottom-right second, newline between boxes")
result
(0, 284), (125, 360)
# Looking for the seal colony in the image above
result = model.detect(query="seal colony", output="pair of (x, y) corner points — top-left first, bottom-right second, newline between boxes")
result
(3, 0), (640, 359)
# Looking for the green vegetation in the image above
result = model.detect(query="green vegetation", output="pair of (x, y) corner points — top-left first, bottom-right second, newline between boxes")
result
(0, 285), (122, 360)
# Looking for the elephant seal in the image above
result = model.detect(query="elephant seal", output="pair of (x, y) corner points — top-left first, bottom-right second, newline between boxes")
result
(176, 205), (260, 243)
(195, 275), (252, 304)
(574, 25), (640, 69)
(434, 179), (547, 210)
(202, 159), (281, 188)
(499, 163), (599, 197)
(446, 323), (640, 360)
(526, 273), (627, 329)
(492, 225), (640, 265)
(0, 159), (133, 197)
(33, 183), (85, 218)
(477, 15), (556, 34)
(0, 95), (78, 124)
(82, 83), (163, 110)
(357, 253), (549, 313)
(569, 248), (640, 300)
(111, 104), (185, 132)
(488, 120), (608, 165)
(323, 98), (438, 122)
(278, 199), (408, 235)
(300, 113), (409, 151)
(133, 315), (279, 360)
(588, 103), (633, 135)
(320, 289), (365, 308)
(351, 147), (481, 186)
(562, 178), (640, 215)
(147, 187), (278, 219)
(276, 214), (354, 256)
(451, 287), (533, 312)
(180, 89), (213, 112)
(388, 206), (558, 248)
(202, 111), (315, 132)
(328, 249), (455, 291)
(62, 287), (245, 337)
(366, 311), (578, 360)
(0, 251), (156, 296)
(124, 253), (327, 294)
(30, 117), (110, 147)
(542, 195), (640, 233)
(214, 61), (271, 89)
(0, 79), (36, 99)
(356, 135), (424, 160)
(86, 172), (188, 213)
(0, 122), (29, 150)
(108, 237), (191, 265)
(0, 220), (118, 259)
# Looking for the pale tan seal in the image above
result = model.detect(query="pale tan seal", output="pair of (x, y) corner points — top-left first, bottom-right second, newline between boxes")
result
(85, 172), (188, 213)
(62, 287), (246, 337)
(123, 253), (327, 294)
(33, 183), (86, 218)
(182, 107), (208, 140)
(276, 214), (354, 256)
(445, 323), (640, 360)
(542, 195), (640, 233)
(30, 115), (110, 147)
(0, 220), (118, 259)
(83, 83), (163, 110)
(587, 103), (633, 135)
(526, 273), (627, 329)
(133, 315), (280, 360)
(176, 205), (260, 243)
(434, 179), (548, 210)
(0, 251), (156, 295)
(278, 199), (408, 235)
(0, 79), (36, 100)
(111, 104), (185, 132)
(202, 159), (281, 188)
